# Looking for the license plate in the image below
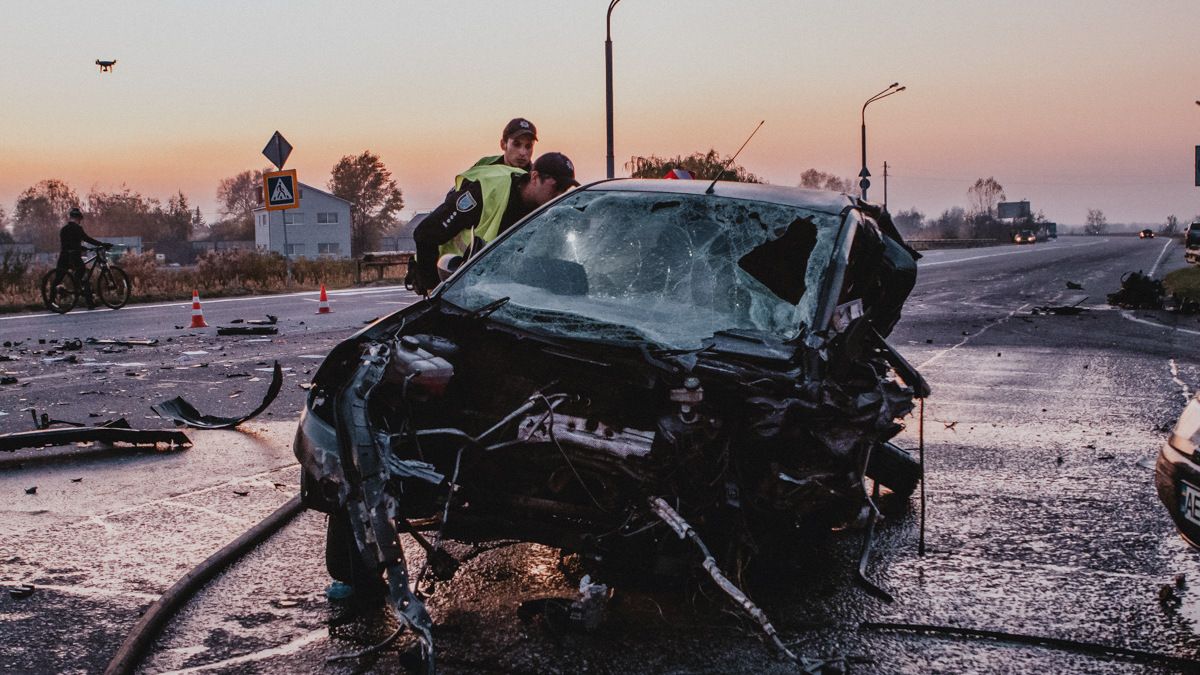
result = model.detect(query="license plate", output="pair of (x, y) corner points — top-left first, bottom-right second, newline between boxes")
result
(1181, 480), (1200, 527)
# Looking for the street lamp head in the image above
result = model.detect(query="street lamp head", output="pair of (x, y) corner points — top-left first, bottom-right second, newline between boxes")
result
(896, 86), (907, 92)
(888, 82), (899, 89)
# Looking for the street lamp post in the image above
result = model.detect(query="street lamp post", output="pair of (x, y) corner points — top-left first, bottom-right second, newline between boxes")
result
(860, 82), (905, 200)
(605, 0), (622, 179)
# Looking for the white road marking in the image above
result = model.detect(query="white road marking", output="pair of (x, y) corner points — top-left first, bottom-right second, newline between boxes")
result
(1120, 310), (1200, 336)
(1170, 359), (1192, 403)
(917, 304), (1028, 369)
(1148, 239), (1173, 277)
(919, 239), (1107, 268)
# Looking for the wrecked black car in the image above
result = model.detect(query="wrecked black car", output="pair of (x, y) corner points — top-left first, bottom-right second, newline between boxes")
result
(294, 179), (927, 668)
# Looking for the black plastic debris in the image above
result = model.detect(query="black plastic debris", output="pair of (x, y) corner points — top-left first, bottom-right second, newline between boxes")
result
(0, 377), (17, 385)
(30, 409), (132, 431)
(151, 361), (283, 429)
(62, 339), (83, 351)
(1032, 305), (1087, 316)
(1108, 271), (1164, 309)
(0, 426), (190, 453)
(248, 315), (278, 325)
(216, 325), (278, 336)
(24, 486), (36, 495)
(1066, 281), (1084, 290)
(9, 584), (35, 598)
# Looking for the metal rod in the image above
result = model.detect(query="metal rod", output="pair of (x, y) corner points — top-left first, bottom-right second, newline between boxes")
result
(605, 1), (622, 179)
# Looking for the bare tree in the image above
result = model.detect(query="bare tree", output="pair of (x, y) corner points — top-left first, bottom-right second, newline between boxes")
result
(798, 168), (854, 193)
(329, 151), (405, 256)
(891, 208), (924, 235)
(1163, 214), (1179, 236)
(14, 179), (79, 251)
(967, 177), (1005, 218)
(215, 169), (267, 239)
(1084, 208), (1107, 235)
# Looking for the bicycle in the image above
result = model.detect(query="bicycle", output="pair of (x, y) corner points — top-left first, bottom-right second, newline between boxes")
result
(41, 246), (132, 313)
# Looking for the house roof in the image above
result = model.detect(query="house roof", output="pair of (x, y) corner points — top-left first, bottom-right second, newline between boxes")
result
(252, 182), (352, 213)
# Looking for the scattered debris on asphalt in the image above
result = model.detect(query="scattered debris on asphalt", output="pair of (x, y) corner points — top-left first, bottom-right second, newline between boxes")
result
(9, 584), (35, 598)
(24, 486), (36, 495)
(1108, 271), (1164, 309)
(216, 325), (279, 336)
(151, 361), (283, 429)
(0, 426), (191, 453)
(62, 339), (83, 351)
(0, 376), (18, 385)
(1066, 281), (1084, 290)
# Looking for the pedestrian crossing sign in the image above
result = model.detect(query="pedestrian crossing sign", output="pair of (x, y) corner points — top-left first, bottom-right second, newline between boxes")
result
(264, 170), (299, 211)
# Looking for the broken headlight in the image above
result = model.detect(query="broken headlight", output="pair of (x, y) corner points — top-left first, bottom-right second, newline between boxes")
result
(1169, 393), (1200, 457)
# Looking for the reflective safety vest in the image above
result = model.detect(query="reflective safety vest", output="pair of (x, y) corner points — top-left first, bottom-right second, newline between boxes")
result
(438, 164), (526, 258)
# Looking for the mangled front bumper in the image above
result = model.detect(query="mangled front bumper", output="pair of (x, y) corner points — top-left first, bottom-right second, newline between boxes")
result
(1155, 392), (1200, 549)
(295, 403), (348, 513)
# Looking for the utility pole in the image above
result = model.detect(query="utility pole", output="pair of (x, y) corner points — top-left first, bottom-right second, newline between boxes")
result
(883, 161), (889, 211)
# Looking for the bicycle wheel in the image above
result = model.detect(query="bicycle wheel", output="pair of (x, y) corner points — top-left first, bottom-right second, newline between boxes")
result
(41, 270), (79, 314)
(96, 266), (131, 309)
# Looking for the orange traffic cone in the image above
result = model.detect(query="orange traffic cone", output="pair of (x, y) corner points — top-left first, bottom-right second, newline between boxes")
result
(316, 284), (332, 314)
(189, 290), (209, 328)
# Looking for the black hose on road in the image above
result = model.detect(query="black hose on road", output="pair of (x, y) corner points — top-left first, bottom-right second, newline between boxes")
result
(104, 494), (305, 675)
(861, 621), (1200, 670)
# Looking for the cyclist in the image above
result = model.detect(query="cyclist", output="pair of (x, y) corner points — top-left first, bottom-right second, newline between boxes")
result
(53, 207), (111, 309)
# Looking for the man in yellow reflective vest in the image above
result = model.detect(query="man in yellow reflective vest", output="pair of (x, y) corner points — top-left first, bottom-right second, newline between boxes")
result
(412, 152), (578, 294)
(473, 117), (537, 170)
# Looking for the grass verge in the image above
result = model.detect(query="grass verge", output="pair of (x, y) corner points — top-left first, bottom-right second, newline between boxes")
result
(1164, 266), (1200, 302)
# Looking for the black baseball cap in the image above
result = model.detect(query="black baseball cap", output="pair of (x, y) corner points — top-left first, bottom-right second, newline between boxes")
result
(533, 152), (579, 188)
(502, 117), (537, 141)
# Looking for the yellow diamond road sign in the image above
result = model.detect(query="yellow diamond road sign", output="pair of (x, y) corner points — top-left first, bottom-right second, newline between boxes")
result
(264, 170), (298, 211)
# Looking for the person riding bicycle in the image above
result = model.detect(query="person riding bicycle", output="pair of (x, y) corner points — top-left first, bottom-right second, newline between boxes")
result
(54, 207), (111, 309)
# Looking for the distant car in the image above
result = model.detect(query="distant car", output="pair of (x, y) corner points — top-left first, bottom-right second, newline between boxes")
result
(1139, 229), (1155, 239)
(1013, 229), (1036, 244)
(1156, 393), (1200, 548)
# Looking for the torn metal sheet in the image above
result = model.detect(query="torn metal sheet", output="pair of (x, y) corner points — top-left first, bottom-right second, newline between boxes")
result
(0, 426), (190, 453)
(216, 325), (279, 336)
(151, 361), (283, 429)
(85, 338), (160, 347)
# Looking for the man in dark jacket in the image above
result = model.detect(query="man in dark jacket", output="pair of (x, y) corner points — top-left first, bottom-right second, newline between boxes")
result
(53, 207), (110, 309)
(412, 152), (578, 294)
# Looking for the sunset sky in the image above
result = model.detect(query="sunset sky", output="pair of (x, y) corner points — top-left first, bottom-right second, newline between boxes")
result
(3, 0), (1200, 227)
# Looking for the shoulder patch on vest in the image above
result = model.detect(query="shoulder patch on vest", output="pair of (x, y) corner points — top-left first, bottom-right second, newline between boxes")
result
(456, 192), (478, 213)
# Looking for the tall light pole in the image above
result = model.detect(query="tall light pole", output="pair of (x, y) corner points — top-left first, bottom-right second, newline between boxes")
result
(860, 83), (905, 200)
(605, 0), (622, 179)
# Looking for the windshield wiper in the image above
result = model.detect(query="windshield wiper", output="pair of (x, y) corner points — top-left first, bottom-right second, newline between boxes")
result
(467, 296), (510, 320)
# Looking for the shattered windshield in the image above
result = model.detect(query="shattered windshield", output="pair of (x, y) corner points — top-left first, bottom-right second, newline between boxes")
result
(439, 189), (844, 349)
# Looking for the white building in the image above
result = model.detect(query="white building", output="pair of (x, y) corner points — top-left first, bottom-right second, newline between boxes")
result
(253, 183), (352, 259)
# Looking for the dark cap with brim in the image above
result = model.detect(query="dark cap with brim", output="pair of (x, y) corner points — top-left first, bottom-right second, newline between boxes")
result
(533, 152), (579, 188)
(503, 117), (537, 141)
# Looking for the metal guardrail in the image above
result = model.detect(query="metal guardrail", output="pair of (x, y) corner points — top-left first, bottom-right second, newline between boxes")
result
(906, 239), (1005, 251)
(357, 250), (414, 284)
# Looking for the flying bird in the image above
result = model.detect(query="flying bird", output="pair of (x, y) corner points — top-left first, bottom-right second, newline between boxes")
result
(95, 59), (117, 73)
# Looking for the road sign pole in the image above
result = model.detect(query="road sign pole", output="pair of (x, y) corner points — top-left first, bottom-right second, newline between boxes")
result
(263, 132), (296, 285)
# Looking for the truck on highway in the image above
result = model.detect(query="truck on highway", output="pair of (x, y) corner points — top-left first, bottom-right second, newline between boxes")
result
(1187, 222), (1200, 264)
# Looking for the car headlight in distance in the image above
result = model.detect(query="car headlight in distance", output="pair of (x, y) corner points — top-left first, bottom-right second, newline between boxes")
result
(1170, 393), (1200, 457)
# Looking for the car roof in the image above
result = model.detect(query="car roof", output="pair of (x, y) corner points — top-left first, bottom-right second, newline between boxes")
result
(580, 178), (855, 216)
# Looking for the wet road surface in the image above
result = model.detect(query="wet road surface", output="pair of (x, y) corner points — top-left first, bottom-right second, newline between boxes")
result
(3, 238), (1200, 673)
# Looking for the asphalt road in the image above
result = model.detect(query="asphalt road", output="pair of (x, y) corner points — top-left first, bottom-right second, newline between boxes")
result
(2, 237), (1199, 674)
